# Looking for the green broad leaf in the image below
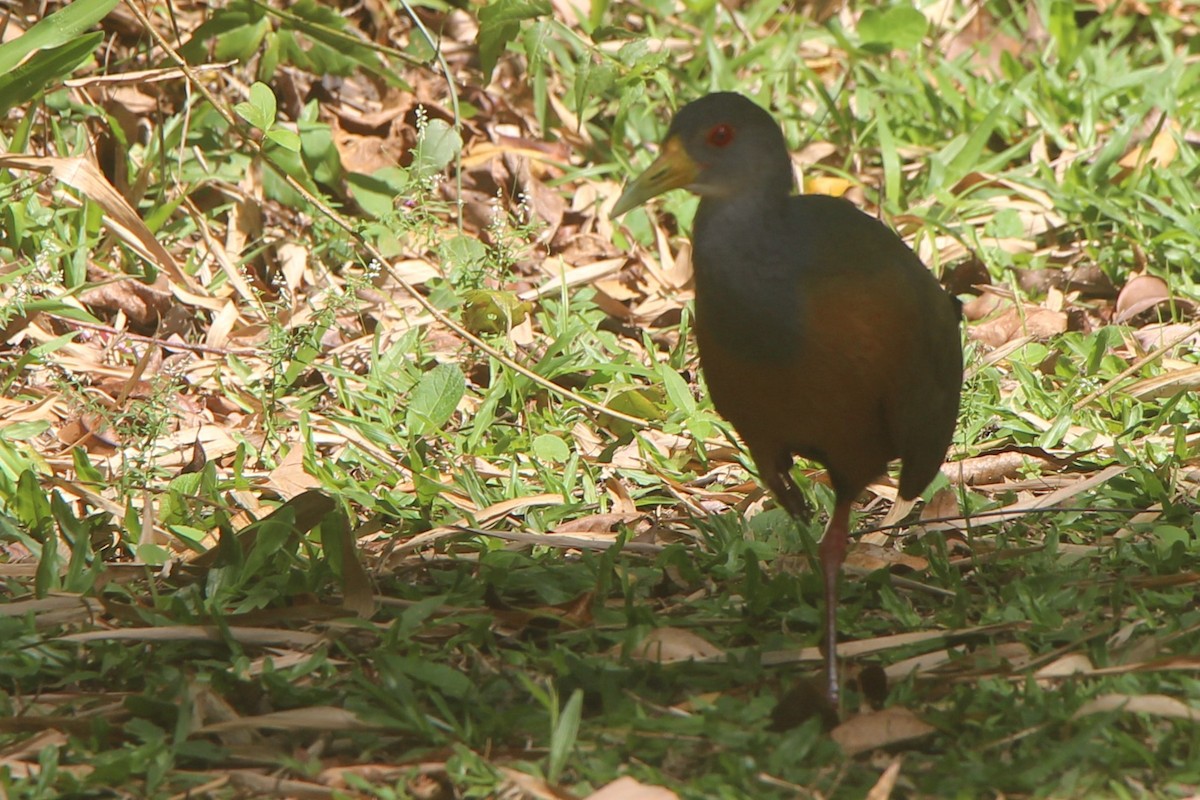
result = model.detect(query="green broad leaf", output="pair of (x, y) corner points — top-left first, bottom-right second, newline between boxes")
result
(587, 0), (608, 32)
(234, 81), (278, 131)
(0, 32), (104, 115)
(168, 525), (207, 544)
(260, 138), (320, 205)
(266, 128), (301, 152)
(477, 0), (552, 80)
(275, 29), (360, 78)
(346, 167), (411, 218)
(462, 289), (531, 334)
(532, 433), (571, 464)
(858, 4), (927, 52)
(942, 99), (1010, 185)
(214, 14), (271, 62)
(51, 494), (91, 587)
(1047, 0), (1079, 61)
(71, 447), (104, 485)
(34, 527), (59, 595)
(136, 543), (172, 565)
(232, 103), (261, 130)
(413, 119), (463, 179)
(443, 235), (489, 273)
(395, 657), (473, 699)
(287, 0), (352, 31)
(241, 514), (298, 579)
(878, 106), (902, 209)
(685, 413), (714, 445)
(986, 208), (1026, 239)
(278, 0), (394, 81)
(658, 364), (696, 415)
(250, 81), (277, 124)
(1153, 525), (1190, 556)
(573, 59), (615, 120)
(395, 594), (450, 639)
(178, 5), (263, 63)
(602, 387), (667, 437)
(0, 421), (49, 441)
(0, 0), (118, 74)
(547, 689), (584, 784)
(407, 363), (466, 437)
(299, 117), (342, 184)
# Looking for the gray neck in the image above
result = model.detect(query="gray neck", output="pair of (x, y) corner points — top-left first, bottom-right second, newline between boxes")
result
(691, 191), (803, 360)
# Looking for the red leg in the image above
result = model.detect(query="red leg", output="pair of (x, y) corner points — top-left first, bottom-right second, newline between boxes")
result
(818, 496), (852, 708)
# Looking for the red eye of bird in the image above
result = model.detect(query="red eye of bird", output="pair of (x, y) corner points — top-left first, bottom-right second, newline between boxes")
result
(707, 123), (735, 147)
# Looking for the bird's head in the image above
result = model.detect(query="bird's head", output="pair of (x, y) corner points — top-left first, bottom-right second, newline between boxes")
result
(611, 92), (794, 217)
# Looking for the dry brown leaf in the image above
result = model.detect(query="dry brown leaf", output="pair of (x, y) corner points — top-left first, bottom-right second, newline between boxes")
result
(470, 527), (657, 554)
(844, 543), (928, 573)
(332, 114), (411, 175)
(267, 439), (323, 498)
(276, 242), (310, 294)
(320, 762), (417, 790)
(969, 641), (1037, 672)
(1089, 655), (1200, 677)
(607, 439), (651, 471)
(961, 292), (1002, 321)
(1035, 653), (1096, 678)
(508, 155), (566, 239)
(77, 274), (172, 328)
(865, 759), (903, 800)
(198, 706), (375, 733)
(529, 257), (626, 298)
(59, 626), (325, 647)
(1072, 693), (1200, 722)
(870, 494), (912, 535)
(585, 776), (679, 800)
(202, 299), (240, 350)
(920, 485), (960, 522)
(604, 478), (639, 516)
(969, 305), (1068, 348)
(337, 524), (377, 621)
(460, 137), (571, 171)
(626, 627), (724, 663)
(0, 730), (70, 764)
(498, 767), (577, 800)
(884, 648), (956, 681)
(941, 449), (1065, 486)
(1133, 322), (1200, 352)
(0, 595), (104, 628)
(938, 4), (1030, 78)
(1116, 118), (1179, 175)
(1115, 273), (1171, 323)
(553, 512), (642, 535)
(831, 706), (935, 757)
(226, 770), (338, 798)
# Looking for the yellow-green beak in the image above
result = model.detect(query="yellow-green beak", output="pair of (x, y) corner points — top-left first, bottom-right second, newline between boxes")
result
(610, 136), (700, 218)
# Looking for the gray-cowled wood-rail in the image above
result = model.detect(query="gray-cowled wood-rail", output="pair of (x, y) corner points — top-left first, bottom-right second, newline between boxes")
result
(612, 92), (962, 707)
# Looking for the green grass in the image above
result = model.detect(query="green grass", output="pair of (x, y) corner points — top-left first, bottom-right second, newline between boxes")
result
(2, 0), (1200, 797)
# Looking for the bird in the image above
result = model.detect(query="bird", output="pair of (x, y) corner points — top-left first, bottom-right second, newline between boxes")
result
(611, 92), (962, 709)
